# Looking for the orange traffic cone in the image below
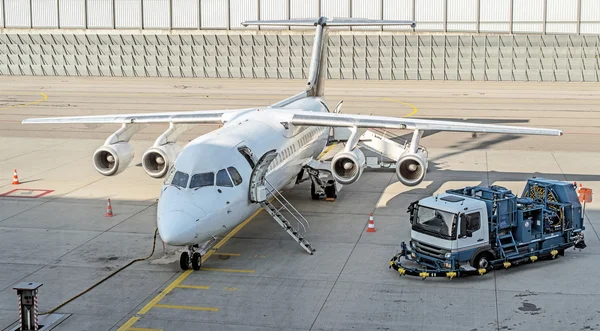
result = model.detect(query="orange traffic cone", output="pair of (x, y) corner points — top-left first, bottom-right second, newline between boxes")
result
(12, 169), (20, 185)
(105, 199), (114, 217)
(366, 213), (376, 232)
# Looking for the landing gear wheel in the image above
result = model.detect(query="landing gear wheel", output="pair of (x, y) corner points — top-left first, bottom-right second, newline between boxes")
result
(325, 184), (337, 199)
(191, 252), (202, 271)
(310, 182), (320, 200)
(179, 251), (190, 271)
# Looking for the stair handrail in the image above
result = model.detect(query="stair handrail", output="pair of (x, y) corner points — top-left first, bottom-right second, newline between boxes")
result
(264, 179), (310, 233)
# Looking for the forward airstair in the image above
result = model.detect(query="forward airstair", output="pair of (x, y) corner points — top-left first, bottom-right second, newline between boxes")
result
(249, 149), (315, 254)
(261, 181), (315, 254)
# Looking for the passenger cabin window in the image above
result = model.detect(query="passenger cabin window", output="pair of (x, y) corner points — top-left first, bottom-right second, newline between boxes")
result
(227, 167), (243, 186)
(216, 169), (233, 187)
(466, 212), (481, 232)
(171, 171), (189, 188)
(190, 172), (214, 189)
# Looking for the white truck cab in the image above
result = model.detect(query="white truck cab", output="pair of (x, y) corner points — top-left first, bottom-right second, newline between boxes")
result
(409, 193), (491, 269)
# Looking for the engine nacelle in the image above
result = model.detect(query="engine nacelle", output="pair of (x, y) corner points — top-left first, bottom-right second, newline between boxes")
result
(142, 144), (181, 178)
(331, 149), (366, 185)
(93, 142), (134, 176)
(396, 149), (428, 187)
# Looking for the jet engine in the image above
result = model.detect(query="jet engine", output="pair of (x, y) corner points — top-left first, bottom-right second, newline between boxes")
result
(331, 149), (366, 185)
(142, 144), (181, 178)
(93, 142), (134, 176)
(396, 149), (428, 186)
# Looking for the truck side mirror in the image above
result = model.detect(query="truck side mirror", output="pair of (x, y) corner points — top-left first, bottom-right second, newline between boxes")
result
(459, 214), (467, 238)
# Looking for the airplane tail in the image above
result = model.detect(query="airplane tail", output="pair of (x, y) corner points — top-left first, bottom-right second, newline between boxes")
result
(242, 17), (415, 98)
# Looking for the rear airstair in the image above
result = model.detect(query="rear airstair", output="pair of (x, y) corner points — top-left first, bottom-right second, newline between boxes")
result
(249, 150), (315, 254)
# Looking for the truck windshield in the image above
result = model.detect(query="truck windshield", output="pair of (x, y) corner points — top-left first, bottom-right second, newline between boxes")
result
(413, 206), (457, 240)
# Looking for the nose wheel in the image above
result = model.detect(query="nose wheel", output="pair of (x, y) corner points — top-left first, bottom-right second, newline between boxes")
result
(179, 251), (190, 270)
(191, 252), (202, 270)
(179, 246), (203, 271)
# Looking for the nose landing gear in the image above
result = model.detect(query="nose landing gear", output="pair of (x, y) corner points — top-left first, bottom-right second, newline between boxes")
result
(179, 237), (218, 271)
(179, 245), (202, 271)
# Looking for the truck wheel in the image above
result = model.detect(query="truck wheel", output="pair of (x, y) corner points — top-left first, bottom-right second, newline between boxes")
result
(474, 253), (492, 270)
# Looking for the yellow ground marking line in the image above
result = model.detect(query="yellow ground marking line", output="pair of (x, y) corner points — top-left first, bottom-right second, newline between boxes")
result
(319, 143), (337, 159)
(176, 285), (210, 290)
(0, 92), (48, 110)
(119, 207), (265, 330)
(215, 252), (241, 256)
(136, 269), (192, 315)
(117, 316), (140, 331)
(381, 98), (419, 117)
(129, 328), (164, 331)
(120, 140), (329, 329)
(154, 304), (220, 312)
(201, 267), (256, 273)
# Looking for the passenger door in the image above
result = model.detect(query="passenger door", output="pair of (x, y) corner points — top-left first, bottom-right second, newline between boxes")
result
(457, 210), (486, 251)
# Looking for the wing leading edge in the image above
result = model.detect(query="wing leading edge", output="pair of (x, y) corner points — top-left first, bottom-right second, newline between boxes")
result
(289, 111), (562, 136)
(22, 108), (253, 125)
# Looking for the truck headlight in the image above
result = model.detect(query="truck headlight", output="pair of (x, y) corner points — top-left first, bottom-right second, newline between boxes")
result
(411, 252), (416, 259)
(444, 252), (452, 259)
(410, 241), (416, 249)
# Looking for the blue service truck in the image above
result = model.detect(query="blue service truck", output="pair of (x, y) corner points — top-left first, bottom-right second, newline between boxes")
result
(390, 178), (588, 278)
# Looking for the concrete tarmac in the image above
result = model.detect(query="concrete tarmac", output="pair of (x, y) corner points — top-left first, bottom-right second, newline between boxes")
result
(0, 77), (599, 331)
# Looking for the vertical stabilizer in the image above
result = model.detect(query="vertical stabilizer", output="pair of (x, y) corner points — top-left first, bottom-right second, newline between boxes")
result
(242, 17), (415, 98)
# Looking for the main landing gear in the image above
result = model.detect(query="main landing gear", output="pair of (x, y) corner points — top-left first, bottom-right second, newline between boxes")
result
(311, 180), (337, 200)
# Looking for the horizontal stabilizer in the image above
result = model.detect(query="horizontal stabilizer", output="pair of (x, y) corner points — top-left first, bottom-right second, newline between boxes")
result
(242, 17), (416, 28)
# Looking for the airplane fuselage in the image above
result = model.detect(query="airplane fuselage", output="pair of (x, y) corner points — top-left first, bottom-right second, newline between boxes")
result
(156, 97), (330, 246)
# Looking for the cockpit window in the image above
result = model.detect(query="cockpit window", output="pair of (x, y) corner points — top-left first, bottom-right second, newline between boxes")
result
(227, 167), (243, 186)
(164, 166), (176, 185)
(216, 169), (233, 187)
(171, 171), (189, 188)
(190, 172), (214, 189)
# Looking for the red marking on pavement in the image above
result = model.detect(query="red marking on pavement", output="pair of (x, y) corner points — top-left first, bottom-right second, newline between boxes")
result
(0, 189), (54, 198)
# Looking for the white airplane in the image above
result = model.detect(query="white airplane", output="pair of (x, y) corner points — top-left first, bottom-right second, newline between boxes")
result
(23, 17), (562, 271)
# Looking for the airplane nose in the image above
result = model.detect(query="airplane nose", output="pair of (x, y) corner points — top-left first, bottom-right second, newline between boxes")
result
(158, 210), (199, 246)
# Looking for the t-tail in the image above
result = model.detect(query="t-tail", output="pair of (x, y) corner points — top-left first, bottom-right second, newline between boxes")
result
(242, 17), (415, 103)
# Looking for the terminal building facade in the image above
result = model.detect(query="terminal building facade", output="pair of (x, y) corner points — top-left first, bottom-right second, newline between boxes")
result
(1, 0), (599, 81)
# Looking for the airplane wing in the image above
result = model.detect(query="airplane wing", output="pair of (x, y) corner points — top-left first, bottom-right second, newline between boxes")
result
(22, 108), (253, 125)
(289, 111), (562, 136)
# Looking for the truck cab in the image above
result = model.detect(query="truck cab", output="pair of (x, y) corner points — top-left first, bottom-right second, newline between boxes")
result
(409, 193), (490, 270)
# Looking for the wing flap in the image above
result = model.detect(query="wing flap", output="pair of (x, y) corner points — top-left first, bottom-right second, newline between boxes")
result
(291, 112), (562, 136)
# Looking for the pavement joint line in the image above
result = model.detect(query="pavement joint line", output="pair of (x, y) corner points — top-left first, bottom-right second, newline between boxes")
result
(0, 92), (48, 110)
(309, 169), (397, 331)
(153, 304), (220, 312)
(0, 173), (128, 292)
(0, 140), (66, 163)
(117, 316), (140, 331)
(176, 285), (210, 290)
(0, 151), (92, 193)
(200, 267), (256, 273)
(215, 252), (241, 256)
(130, 207), (264, 324)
